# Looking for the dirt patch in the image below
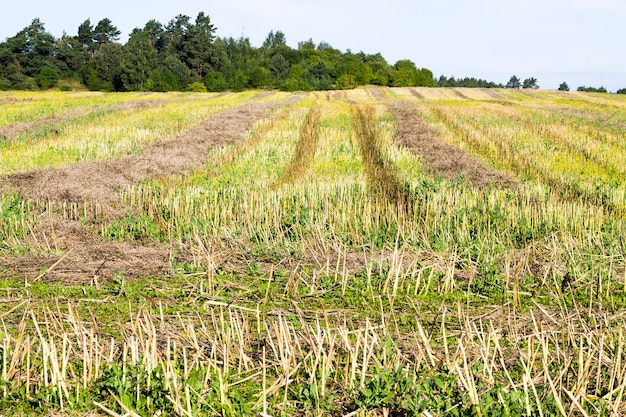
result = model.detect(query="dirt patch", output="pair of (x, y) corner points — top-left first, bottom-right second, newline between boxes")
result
(2, 219), (174, 284)
(452, 89), (471, 100)
(390, 101), (518, 189)
(0, 97), (35, 105)
(481, 89), (505, 99)
(1, 100), (289, 282)
(368, 88), (386, 100)
(409, 89), (424, 99)
(517, 89), (540, 98)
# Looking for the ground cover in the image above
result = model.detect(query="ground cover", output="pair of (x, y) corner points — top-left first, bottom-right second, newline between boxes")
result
(0, 88), (625, 416)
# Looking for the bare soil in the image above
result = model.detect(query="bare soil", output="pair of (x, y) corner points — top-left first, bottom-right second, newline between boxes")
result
(1, 100), (286, 283)
(452, 89), (471, 100)
(390, 101), (519, 189)
(408, 89), (424, 99)
(481, 89), (505, 99)
(368, 88), (386, 100)
(3, 218), (173, 284)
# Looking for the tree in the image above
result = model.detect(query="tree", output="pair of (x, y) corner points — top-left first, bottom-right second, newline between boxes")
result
(89, 42), (123, 90)
(363, 53), (391, 86)
(162, 54), (190, 89)
(263, 30), (287, 49)
(336, 73), (357, 90)
(181, 12), (216, 80)
(0, 10), (441, 92)
(308, 60), (333, 90)
(77, 19), (95, 51)
(558, 82), (569, 91)
(577, 86), (607, 93)
(248, 65), (270, 88)
(55, 33), (85, 75)
(338, 53), (368, 85)
(203, 71), (228, 91)
(120, 30), (157, 91)
(506, 75), (521, 89)
(522, 77), (539, 89)
(617, 88), (626, 95)
(392, 59), (419, 87)
(269, 53), (289, 82)
(164, 14), (191, 58)
(0, 19), (57, 89)
(143, 19), (166, 53)
(415, 67), (436, 87)
(93, 18), (120, 46)
(19, 19), (57, 77)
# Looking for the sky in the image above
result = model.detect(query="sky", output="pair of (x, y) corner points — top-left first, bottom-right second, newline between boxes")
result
(2, 0), (625, 91)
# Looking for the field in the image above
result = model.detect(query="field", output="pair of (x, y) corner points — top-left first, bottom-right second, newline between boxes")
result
(0, 87), (625, 416)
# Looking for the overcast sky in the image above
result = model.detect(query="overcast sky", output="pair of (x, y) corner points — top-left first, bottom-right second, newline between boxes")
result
(2, 0), (625, 91)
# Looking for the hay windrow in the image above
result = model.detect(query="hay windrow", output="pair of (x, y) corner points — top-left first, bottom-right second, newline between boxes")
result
(1, 101), (283, 211)
(390, 100), (519, 189)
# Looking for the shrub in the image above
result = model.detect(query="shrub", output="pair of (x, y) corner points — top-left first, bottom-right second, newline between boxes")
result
(36, 67), (59, 89)
(186, 81), (207, 92)
(203, 72), (228, 92)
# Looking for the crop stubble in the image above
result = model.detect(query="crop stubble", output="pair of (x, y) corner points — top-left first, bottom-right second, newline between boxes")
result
(1, 100), (286, 282)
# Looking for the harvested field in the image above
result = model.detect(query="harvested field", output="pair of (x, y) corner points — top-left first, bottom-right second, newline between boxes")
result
(0, 88), (625, 416)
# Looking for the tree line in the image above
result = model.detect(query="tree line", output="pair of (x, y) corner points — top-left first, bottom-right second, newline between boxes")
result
(438, 76), (625, 94)
(438, 75), (540, 89)
(0, 13), (437, 92)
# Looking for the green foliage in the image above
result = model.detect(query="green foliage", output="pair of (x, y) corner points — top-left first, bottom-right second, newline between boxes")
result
(204, 71), (228, 91)
(101, 213), (166, 242)
(144, 68), (180, 91)
(438, 75), (503, 88)
(391, 60), (436, 87)
(35, 66), (58, 89)
(0, 194), (32, 249)
(120, 30), (157, 91)
(336, 73), (357, 90)
(94, 363), (176, 415)
(522, 77), (539, 89)
(187, 81), (207, 92)
(352, 362), (529, 416)
(93, 18), (121, 45)
(0, 11), (442, 92)
(506, 75), (521, 89)
(577, 85), (607, 93)
(229, 70), (249, 92)
(558, 81), (569, 91)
